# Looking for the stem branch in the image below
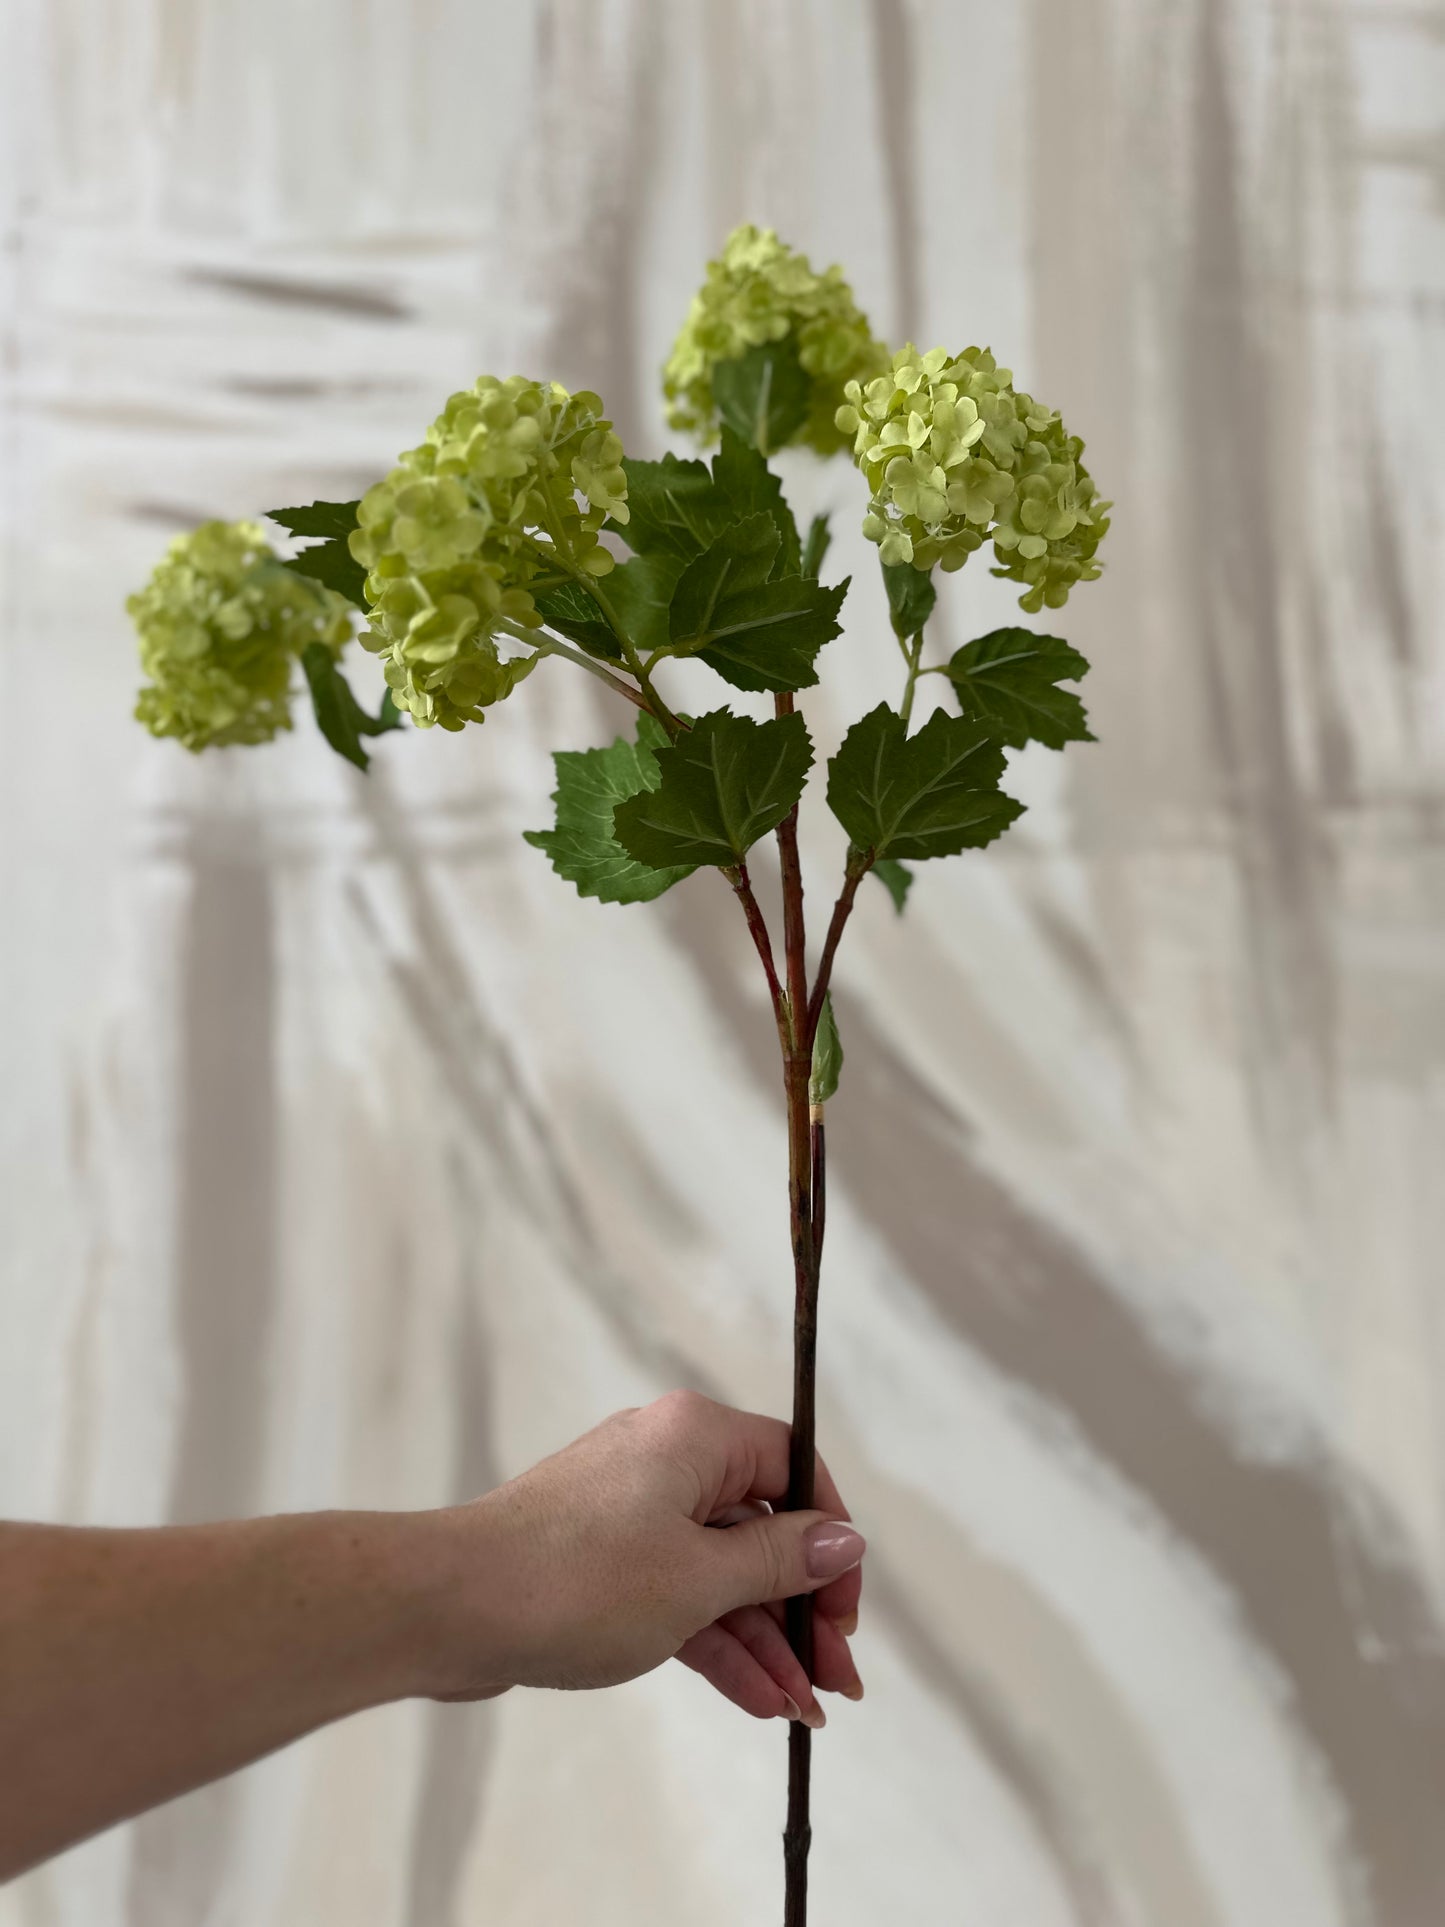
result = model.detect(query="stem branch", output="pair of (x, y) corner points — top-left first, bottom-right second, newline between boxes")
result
(520, 628), (650, 712)
(728, 864), (790, 1061)
(521, 526), (683, 735)
(898, 628), (926, 726)
(805, 858), (870, 1050)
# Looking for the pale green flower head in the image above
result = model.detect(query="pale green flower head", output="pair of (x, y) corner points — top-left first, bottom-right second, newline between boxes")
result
(350, 375), (628, 730)
(130, 519), (352, 751)
(837, 345), (1111, 609)
(988, 413), (1111, 612)
(664, 225), (888, 456)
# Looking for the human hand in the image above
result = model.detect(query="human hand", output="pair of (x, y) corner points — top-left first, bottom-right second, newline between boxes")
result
(422, 1391), (865, 1729)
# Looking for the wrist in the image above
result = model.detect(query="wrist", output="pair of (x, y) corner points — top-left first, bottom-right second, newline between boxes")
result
(377, 1499), (519, 1703)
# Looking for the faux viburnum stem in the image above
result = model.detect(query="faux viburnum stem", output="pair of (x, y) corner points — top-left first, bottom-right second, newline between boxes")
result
(130, 223), (1111, 1927)
(772, 687), (821, 1925)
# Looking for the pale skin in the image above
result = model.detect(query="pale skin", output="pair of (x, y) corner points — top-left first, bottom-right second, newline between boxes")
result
(0, 1391), (865, 1883)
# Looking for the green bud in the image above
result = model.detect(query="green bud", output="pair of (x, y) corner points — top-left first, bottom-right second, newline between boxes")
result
(664, 225), (888, 456)
(129, 520), (352, 751)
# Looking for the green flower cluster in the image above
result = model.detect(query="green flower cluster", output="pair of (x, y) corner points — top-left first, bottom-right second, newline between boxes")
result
(130, 520), (352, 751)
(349, 376), (629, 731)
(836, 345), (1110, 611)
(664, 225), (887, 456)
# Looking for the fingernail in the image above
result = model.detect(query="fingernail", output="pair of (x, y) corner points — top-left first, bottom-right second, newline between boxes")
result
(834, 1608), (858, 1636)
(805, 1522), (866, 1581)
(841, 1681), (865, 1702)
(780, 1695), (802, 1723)
(801, 1700), (826, 1730)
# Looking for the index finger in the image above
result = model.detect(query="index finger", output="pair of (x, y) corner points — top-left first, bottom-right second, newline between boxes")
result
(684, 1396), (851, 1524)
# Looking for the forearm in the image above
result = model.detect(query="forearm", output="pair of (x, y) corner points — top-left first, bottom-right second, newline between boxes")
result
(0, 1510), (465, 1880)
(0, 1400), (866, 1883)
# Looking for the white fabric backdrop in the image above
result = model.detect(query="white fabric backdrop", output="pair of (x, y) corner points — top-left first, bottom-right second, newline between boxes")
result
(2, 2), (1444, 1922)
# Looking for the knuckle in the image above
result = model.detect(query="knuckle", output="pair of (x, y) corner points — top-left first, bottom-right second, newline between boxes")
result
(754, 1526), (787, 1600)
(650, 1388), (710, 1431)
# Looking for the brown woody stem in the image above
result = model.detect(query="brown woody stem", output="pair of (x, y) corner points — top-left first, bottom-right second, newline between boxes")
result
(809, 1107), (827, 1256)
(774, 695), (810, 1047)
(774, 691), (817, 1926)
(726, 697), (868, 1925)
(781, 1031), (815, 1925)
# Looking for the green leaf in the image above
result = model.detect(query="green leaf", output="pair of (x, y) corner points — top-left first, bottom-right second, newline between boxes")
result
(669, 514), (779, 638)
(532, 579), (619, 660)
(614, 427), (799, 575)
(802, 513), (832, 580)
(809, 992), (844, 1106)
(269, 500), (370, 611)
(606, 553), (686, 656)
(283, 541), (369, 611)
(268, 500), (360, 541)
(613, 708), (813, 870)
(712, 426), (801, 575)
(882, 560), (937, 638)
(697, 573), (848, 693)
(711, 341), (811, 456)
(300, 643), (403, 772)
(943, 628), (1094, 751)
(533, 554), (685, 663)
(870, 857), (913, 913)
(827, 703), (1024, 861)
(607, 453), (718, 563)
(522, 713), (695, 904)
(668, 517), (848, 693)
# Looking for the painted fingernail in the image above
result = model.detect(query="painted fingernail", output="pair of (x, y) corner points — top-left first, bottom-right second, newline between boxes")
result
(834, 1608), (858, 1636)
(801, 1700), (826, 1730)
(780, 1695), (802, 1722)
(804, 1523), (866, 1581)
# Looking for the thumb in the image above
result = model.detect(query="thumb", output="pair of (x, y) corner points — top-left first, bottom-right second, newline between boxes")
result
(696, 1511), (866, 1619)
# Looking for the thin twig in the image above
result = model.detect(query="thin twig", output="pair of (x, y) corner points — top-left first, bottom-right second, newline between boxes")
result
(898, 629), (926, 725)
(804, 859), (870, 1051)
(519, 527), (682, 734)
(525, 630), (650, 710)
(727, 863), (791, 1059)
